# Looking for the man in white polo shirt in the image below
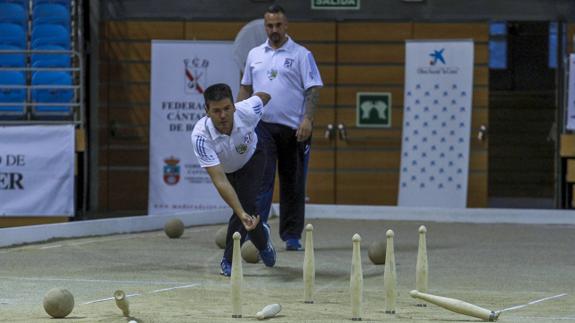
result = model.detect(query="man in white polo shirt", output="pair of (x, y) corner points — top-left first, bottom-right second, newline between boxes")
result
(191, 83), (274, 276)
(237, 4), (323, 251)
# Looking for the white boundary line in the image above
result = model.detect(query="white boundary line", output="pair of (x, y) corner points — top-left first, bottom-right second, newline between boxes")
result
(2, 204), (575, 248)
(498, 293), (568, 313)
(81, 283), (201, 305)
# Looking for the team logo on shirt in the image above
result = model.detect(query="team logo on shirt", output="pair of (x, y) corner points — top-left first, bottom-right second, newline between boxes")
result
(163, 156), (181, 185)
(235, 132), (252, 154)
(184, 57), (209, 94)
(267, 68), (278, 80)
(284, 58), (294, 68)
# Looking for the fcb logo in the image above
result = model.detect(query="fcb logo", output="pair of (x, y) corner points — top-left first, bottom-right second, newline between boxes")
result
(163, 156), (181, 185)
(184, 57), (210, 94)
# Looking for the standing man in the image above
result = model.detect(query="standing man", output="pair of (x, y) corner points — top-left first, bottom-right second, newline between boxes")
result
(192, 83), (275, 276)
(237, 4), (323, 251)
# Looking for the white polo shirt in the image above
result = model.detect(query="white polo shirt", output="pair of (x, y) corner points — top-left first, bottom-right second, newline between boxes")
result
(241, 36), (323, 129)
(191, 96), (264, 173)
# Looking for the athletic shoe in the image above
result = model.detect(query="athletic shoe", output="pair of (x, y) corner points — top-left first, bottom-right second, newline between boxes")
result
(259, 223), (276, 267)
(220, 258), (232, 277)
(285, 238), (302, 251)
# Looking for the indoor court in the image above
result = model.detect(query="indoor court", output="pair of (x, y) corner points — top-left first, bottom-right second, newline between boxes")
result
(1, 214), (573, 322)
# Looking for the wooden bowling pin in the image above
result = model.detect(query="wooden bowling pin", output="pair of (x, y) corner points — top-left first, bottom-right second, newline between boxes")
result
(410, 290), (499, 321)
(384, 229), (396, 314)
(256, 303), (282, 320)
(113, 290), (130, 317)
(231, 232), (243, 318)
(416, 225), (428, 307)
(350, 233), (363, 321)
(303, 223), (315, 304)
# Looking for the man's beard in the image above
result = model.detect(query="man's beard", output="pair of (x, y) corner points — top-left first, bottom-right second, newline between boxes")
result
(270, 33), (281, 43)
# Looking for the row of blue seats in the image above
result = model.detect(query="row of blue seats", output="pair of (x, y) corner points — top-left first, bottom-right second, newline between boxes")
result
(0, 0), (72, 68)
(0, 0), (71, 8)
(0, 2), (70, 30)
(0, 70), (74, 119)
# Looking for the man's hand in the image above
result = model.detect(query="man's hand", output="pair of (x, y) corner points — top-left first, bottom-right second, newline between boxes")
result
(240, 213), (260, 231)
(296, 116), (313, 142)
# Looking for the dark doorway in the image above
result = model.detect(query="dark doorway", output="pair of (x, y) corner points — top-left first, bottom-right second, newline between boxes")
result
(488, 21), (557, 208)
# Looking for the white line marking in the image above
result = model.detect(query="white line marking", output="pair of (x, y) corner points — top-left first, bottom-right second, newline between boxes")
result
(82, 284), (200, 305)
(82, 293), (141, 305)
(150, 283), (200, 293)
(498, 293), (568, 313)
(40, 244), (62, 249)
(0, 276), (196, 285)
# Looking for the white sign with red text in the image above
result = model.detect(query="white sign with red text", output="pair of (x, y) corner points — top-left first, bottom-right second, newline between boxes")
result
(149, 40), (239, 215)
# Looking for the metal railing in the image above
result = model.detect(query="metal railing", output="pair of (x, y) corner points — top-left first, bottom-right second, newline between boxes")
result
(0, 48), (84, 125)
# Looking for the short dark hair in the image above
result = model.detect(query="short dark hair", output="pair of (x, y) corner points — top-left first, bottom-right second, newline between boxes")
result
(203, 83), (233, 108)
(266, 4), (285, 15)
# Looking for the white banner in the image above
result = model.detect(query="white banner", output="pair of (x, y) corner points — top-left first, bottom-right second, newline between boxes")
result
(567, 53), (575, 130)
(398, 40), (474, 208)
(0, 125), (75, 216)
(149, 40), (239, 215)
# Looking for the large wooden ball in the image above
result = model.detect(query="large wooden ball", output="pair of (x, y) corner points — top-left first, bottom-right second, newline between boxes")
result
(43, 288), (74, 318)
(368, 240), (386, 265)
(241, 240), (260, 263)
(164, 218), (184, 239)
(215, 226), (227, 249)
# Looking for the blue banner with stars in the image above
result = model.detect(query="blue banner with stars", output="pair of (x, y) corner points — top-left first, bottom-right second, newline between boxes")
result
(398, 40), (474, 208)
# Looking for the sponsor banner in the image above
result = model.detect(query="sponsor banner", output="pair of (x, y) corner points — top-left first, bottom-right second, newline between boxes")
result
(0, 125), (75, 216)
(149, 40), (238, 215)
(567, 54), (575, 130)
(398, 40), (474, 208)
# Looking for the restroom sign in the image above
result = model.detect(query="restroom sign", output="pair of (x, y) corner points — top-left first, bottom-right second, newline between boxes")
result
(356, 92), (391, 128)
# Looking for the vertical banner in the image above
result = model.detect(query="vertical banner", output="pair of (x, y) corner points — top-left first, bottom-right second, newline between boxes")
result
(149, 40), (239, 215)
(0, 125), (75, 216)
(398, 40), (474, 208)
(567, 53), (575, 130)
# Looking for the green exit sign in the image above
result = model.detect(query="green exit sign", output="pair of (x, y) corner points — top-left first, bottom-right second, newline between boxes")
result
(312, 0), (360, 10)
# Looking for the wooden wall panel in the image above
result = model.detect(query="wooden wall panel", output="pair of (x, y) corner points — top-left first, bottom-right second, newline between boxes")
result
(107, 21), (185, 40)
(336, 173), (399, 205)
(338, 22), (413, 41)
(184, 22), (243, 40)
(289, 23), (336, 41)
(412, 23), (489, 41)
(99, 20), (490, 213)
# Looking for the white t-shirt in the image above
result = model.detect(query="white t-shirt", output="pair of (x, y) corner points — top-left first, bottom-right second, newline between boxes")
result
(241, 37), (323, 129)
(191, 96), (264, 173)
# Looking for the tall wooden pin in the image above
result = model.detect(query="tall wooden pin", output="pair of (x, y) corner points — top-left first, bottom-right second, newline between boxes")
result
(231, 232), (243, 318)
(384, 229), (397, 314)
(113, 290), (130, 317)
(350, 233), (363, 321)
(303, 223), (315, 304)
(416, 225), (428, 307)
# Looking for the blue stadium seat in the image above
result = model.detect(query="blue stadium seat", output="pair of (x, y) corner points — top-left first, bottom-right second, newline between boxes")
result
(31, 71), (74, 118)
(33, 3), (70, 30)
(0, 71), (26, 119)
(0, 23), (26, 48)
(32, 23), (70, 49)
(0, 0), (29, 9)
(33, 0), (70, 10)
(0, 3), (28, 29)
(31, 44), (70, 68)
(0, 44), (26, 67)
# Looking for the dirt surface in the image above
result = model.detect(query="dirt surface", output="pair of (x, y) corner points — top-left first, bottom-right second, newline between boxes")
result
(1, 218), (574, 322)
